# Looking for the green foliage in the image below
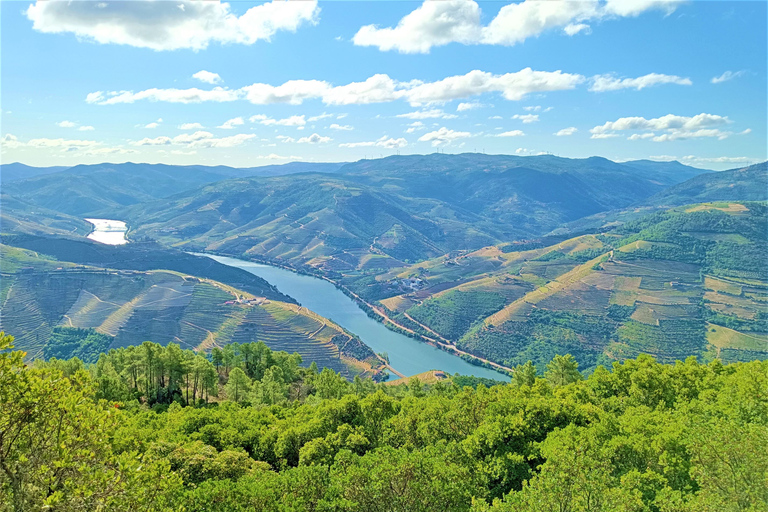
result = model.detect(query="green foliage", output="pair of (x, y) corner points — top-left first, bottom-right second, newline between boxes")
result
(407, 291), (507, 341)
(43, 326), (113, 363)
(3, 333), (768, 511)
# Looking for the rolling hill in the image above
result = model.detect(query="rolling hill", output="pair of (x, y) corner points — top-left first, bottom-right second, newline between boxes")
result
(118, 154), (709, 271)
(355, 201), (768, 371)
(0, 161), (347, 217)
(0, 243), (382, 378)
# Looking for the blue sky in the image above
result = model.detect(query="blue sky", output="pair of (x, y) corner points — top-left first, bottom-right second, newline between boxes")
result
(1, 0), (765, 170)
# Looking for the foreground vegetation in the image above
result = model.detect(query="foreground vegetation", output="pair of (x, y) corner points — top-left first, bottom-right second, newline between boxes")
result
(2, 331), (766, 511)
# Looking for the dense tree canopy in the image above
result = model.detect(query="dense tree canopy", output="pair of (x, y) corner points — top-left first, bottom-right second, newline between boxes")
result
(1, 331), (766, 511)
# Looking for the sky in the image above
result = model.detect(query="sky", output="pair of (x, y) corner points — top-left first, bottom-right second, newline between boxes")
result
(1, 0), (766, 170)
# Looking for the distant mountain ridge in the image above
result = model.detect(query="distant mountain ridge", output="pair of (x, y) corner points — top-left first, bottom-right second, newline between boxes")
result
(116, 154), (710, 270)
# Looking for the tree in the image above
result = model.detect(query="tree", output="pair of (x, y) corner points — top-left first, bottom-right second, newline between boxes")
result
(225, 367), (251, 403)
(545, 354), (582, 386)
(512, 361), (537, 387)
(0, 333), (181, 511)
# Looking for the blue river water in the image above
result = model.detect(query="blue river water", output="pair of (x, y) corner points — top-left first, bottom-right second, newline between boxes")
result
(203, 254), (509, 381)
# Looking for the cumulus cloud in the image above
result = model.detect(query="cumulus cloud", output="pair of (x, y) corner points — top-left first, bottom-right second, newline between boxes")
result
(218, 117), (245, 129)
(563, 23), (591, 36)
(523, 105), (553, 112)
(340, 135), (407, 149)
(78, 125), (95, 131)
(249, 114), (306, 127)
(296, 133), (331, 144)
(87, 68), (585, 107)
(26, 0), (319, 51)
(396, 109), (458, 119)
(131, 130), (255, 148)
(329, 123), (354, 130)
(2, 133), (101, 152)
(193, 70), (222, 84)
(512, 114), (539, 123)
(144, 119), (163, 129)
(590, 73), (692, 92)
(352, 0), (682, 53)
(179, 122), (204, 130)
(418, 127), (471, 146)
(57, 120), (77, 128)
(307, 113), (335, 122)
(555, 127), (577, 136)
(497, 130), (525, 137)
(87, 87), (241, 105)
(591, 113), (733, 141)
(711, 70), (747, 84)
(405, 121), (425, 134)
(456, 101), (485, 111)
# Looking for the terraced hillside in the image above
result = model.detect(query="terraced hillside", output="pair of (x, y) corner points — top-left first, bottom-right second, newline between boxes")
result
(356, 202), (768, 372)
(0, 246), (382, 378)
(120, 154), (707, 272)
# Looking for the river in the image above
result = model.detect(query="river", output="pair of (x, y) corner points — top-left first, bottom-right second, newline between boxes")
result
(85, 218), (128, 245)
(203, 254), (509, 380)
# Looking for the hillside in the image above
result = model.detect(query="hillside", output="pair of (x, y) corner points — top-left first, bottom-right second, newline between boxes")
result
(645, 161), (767, 206)
(0, 244), (382, 378)
(0, 234), (294, 302)
(120, 154), (708, 271)
(0, 194), (92, 236)
(0, 161), (347, 216)
(356, 202), (768, 371)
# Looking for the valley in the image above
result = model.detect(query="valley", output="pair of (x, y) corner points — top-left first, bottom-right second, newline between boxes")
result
(1, 156), (766, 380)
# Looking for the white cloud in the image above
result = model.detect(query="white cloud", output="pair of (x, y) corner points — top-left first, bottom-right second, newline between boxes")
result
(249, 114), (306, 127)
(515, 147), (547, 155)
(523, 105), (552, 112)
(307, 113), (335, 122)
(554, 127), (577, 136)
(257, 153), (303, 160)
(590, 73), (692, 92)
(87, 68), (584, 107)
(488, 115), (503, 120)
(353, 0), (682, 53)
(457, 101), (485, 111)
(650, 154), (760, 166)
(2, 134), (101, 152)
(711, 70), (747, 84)
(512, 114), (539, 123)
(497, 130), (525, 137)
(144, 122), (160, 129)
(218, 117), (244, 129)
(405, 121), (425, 134)
(87, 87), (242, 105)
(193, 70), (222, 84)
(26, 0), (319, 51)
(418, 127), (471, 146)
(296, 133), (331, 144)
(329, 123), (354, 131)
(563, 23), (591, 36)
(179, 122), (204, 130)
(78, 125), (95, 131)
(396, 109), (458, 119)
(405, 68), (584, 105)
(340, 135), (407, 149)
(591, 113), (733, 141)
(189, 133), (256, 148)
(81, 146), (136, 156)
(57, 120), (76, 128)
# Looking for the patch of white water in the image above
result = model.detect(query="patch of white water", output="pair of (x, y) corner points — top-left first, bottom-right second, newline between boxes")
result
(84, 218), (128, 245)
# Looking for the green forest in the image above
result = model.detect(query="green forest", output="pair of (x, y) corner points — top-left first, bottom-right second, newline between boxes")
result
(2, 331), (766, 512)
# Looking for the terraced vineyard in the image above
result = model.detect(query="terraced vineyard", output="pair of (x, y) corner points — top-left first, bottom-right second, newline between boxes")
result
(0, 244), (382, 378)
(346, 202), (768, 372)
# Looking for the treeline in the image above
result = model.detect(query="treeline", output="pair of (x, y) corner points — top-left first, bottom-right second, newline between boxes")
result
(2, 332), (767, 512)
